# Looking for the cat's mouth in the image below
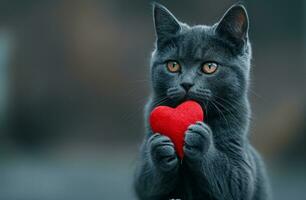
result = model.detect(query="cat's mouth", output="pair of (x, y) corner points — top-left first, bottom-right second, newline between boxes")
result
(166, 86), (212, 108)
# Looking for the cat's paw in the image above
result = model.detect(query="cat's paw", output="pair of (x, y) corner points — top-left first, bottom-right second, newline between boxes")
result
(147, 133), (179, 173)
(183, 121), (212, 161)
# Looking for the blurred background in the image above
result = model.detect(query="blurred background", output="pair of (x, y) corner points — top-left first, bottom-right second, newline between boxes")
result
(0, 0), (305, 199)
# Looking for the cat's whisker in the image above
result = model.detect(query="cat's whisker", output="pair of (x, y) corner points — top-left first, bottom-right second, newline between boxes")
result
(248, 88), (263, 100)
(212, 100), (243, 131)
(210, 95), (242, 117)
(151, 96), (169, 107)
(211, 94), (245, 114)
(209, 100), (230, 130)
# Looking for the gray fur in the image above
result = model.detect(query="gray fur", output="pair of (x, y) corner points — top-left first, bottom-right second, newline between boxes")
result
(134, 3), (271, 200)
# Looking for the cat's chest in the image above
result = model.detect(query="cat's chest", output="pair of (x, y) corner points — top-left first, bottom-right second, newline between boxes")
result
(168, 167), (212, 200)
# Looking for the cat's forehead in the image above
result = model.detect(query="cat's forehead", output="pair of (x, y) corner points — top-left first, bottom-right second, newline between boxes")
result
(169, 25), (230, 62)
(179, 25), (213, 43)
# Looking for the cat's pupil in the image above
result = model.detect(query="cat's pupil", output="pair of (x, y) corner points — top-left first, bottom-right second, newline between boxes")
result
(167, 61), (180, 72)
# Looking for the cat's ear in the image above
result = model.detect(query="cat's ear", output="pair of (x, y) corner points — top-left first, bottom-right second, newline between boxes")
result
(153, 3), (181, 45)
(216, 4), (249, 48)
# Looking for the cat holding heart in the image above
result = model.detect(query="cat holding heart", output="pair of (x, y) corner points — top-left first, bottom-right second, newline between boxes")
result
(134, 3), (271, 200)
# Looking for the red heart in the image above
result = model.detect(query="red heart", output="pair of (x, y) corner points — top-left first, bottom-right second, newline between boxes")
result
(149, 100), (204, 159)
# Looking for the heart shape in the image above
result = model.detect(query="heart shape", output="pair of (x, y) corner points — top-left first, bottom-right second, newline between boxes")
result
(149, 100), (204, 159)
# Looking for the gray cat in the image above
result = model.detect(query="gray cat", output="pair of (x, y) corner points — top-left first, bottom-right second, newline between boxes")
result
(134, 3), (271, 200)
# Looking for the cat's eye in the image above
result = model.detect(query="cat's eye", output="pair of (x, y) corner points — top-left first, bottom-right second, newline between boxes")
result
(201, 62), (218, 74)
(166, 60), (181, 73)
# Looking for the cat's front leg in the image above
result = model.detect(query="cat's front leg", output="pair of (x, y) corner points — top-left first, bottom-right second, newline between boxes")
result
(183, 122), (256, 200)
(135, 133), (179, 200)
(148, 133), (180, 172)
(183, 121), (212, 166)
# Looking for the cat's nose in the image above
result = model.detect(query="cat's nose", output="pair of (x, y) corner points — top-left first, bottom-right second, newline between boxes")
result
(180, 82), (194, 92)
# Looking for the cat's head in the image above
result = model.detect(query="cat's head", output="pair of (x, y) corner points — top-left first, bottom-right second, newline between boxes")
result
(150, 3), (251, 110)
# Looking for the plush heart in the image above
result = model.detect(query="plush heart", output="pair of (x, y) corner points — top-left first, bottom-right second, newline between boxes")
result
(149, 100), (204, 159)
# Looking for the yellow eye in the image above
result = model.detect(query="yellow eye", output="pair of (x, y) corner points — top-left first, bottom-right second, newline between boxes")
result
(202, 62), (218, 74)
(166, 61), (181, 73)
